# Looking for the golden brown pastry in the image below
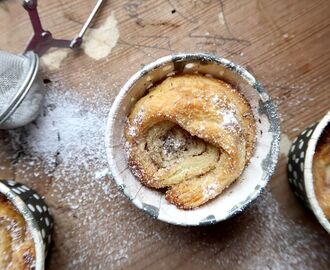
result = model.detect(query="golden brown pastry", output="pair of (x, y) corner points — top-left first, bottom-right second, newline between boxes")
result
(313, 124), (330, 221)
(125, 74), (256, 209)
(0, 194), (36, 270)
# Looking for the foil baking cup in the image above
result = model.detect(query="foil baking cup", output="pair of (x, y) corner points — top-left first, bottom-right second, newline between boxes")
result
(106, 53), (280, 226)
(288, 110), (330, 233)
(0, 179), (53, 269)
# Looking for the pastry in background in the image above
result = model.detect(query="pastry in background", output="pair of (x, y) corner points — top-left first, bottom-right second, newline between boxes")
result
(313, 124), (330, 220)
(0, 194), (36, 270)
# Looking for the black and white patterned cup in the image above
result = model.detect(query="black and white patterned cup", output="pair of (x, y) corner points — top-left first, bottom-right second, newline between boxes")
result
(288, 111), (330, 233)
(0, 179), (53, 270)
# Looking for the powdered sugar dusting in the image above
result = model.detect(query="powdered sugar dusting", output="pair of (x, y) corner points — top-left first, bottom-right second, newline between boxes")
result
(211, 94), (240, 132)
(280, 133), (292, 159)
(203, 182), (219, 199)
(9, 85), (108, 173)
(2, 82), (143, 268)
(127, 108), (144, 137)
(217, 109), (239, 130)
(0, 77), (327, 269)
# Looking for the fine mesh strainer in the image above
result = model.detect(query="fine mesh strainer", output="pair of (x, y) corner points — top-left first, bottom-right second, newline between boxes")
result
(0, 0), (104, 129)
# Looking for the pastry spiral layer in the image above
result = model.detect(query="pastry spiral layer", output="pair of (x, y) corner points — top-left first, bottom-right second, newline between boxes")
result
(125, 74), (256, 209)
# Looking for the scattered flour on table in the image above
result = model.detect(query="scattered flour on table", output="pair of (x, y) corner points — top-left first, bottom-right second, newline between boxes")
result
(83, 11), (119, 60)
(41, 11), (120, 68)
(3, 82), (329, 269)
(280, 133), (291, 159)
(5, 82), (143, 268)
(208, 191), (329, 270)
(41, 49), (70, 70)
(52, 189), (330, 269)
(9, 85), (108, 173)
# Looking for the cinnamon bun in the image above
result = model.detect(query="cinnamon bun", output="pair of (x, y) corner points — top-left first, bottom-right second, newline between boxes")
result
(125, 74), (256, 209)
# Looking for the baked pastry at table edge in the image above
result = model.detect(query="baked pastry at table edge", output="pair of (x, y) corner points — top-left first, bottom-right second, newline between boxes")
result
(313, 124), (330, 220)
(0, 194), (36, 270)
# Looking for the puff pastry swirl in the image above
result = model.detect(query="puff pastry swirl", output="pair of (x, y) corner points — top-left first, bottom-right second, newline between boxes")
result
(125, 74), (256, 209)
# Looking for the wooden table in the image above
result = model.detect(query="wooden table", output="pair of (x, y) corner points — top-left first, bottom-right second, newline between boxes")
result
(0, 0), (329, 269)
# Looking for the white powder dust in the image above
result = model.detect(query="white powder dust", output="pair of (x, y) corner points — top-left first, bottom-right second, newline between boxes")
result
(218, 11), (225, 25)
(83, 11), (119, 60)
(7, 81), (112, 185)
(217, 109), (240, 132)
(2, 83), (328, 270)
(280, 133), (292, 159)
(212, 191), (329, 270)
(218, 109), (238, 126)
(41, 49), (70, 71)
(127, 109), (144, 137)
(203, 182), (219, 200)
(10, 90), (106, 169)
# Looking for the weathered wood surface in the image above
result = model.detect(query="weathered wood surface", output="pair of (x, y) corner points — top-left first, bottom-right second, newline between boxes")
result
(0, 0), (329, 269)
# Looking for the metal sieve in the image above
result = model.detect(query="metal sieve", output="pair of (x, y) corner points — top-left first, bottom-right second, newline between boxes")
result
(0, 0), (104, 129)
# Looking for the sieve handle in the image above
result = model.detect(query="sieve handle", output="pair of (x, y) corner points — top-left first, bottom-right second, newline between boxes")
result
(70, 0), (105, 49)
(23, 0), (105, 56)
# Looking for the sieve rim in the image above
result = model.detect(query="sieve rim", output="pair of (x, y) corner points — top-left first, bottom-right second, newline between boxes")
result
(0, 51), (39, 126)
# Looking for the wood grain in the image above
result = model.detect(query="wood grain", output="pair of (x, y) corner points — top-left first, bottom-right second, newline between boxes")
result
(0, 0), (329, 269)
